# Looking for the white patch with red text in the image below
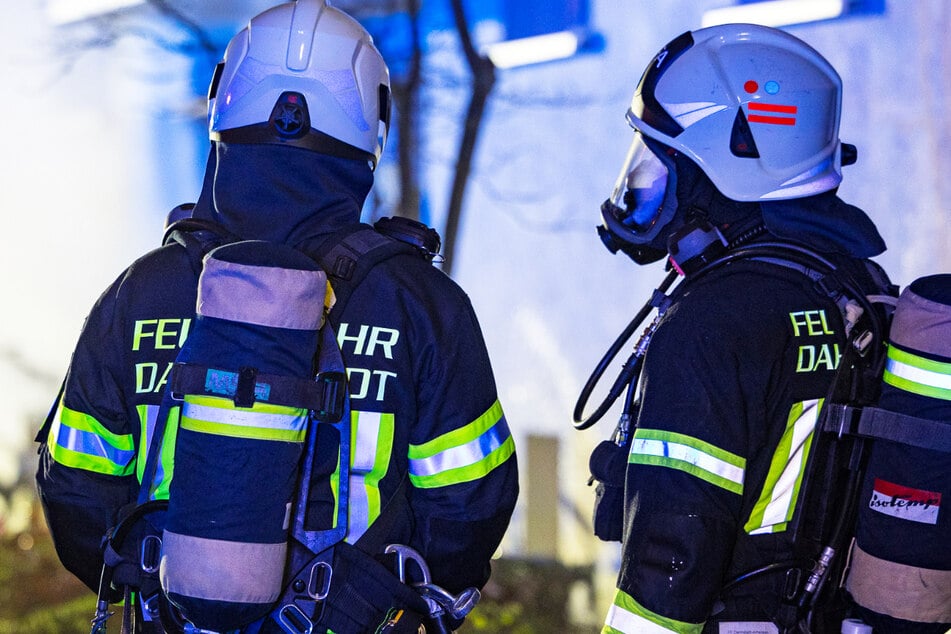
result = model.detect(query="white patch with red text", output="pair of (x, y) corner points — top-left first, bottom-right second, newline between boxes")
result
(868, 478), (941, 524)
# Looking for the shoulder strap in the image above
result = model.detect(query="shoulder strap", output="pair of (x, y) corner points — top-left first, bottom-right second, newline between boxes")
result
(164, 218), (239, 275)
(307, 223), (419, 318)
(691, 240), (895, 350)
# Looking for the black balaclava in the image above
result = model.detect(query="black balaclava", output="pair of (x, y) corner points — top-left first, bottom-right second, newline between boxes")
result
(762, 192), (886, 258)
(666, 148), (765, 247)
(664, 147), (886, 258)
(190, 144), (218, 224)
(193, 141), (374, 247)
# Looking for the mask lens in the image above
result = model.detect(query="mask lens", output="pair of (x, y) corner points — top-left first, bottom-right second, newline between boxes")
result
(610, 132), (668, 229)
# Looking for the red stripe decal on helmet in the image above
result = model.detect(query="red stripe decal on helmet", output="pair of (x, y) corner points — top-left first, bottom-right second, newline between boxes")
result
(748, 101), (797, 125)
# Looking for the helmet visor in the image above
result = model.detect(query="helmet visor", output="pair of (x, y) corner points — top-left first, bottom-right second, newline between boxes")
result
(609, 131), (669, 231)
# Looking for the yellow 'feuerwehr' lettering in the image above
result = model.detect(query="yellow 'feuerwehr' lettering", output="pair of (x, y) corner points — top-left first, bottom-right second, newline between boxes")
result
(135, 362), (158, 393)
(789, 310), (834, 337)
(132, 320), (158, 352)
(132, 318), (192, 351)
(366, 327), (399, 359)
(338, 323), (369, 355)
(338, 323), (401, 359)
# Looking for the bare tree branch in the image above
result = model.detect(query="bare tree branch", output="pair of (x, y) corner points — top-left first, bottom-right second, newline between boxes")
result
(393, 0), (423, 221)
(443, 0), (496, 276)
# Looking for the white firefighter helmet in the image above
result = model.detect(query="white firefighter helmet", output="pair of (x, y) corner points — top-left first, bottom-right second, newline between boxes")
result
(208, 0), (391, 168)
(602, 23), (847, 255)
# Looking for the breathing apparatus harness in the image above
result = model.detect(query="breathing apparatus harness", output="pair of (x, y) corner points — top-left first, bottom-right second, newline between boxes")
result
(91, 214), (477, 634)
(574, 219), (895, 629)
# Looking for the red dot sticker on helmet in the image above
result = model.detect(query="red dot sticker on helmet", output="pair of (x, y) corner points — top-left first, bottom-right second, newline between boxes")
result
(744, 80), (758, 93)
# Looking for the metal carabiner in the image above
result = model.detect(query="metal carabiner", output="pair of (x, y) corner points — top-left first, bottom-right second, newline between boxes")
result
(384, 543), (432, 585)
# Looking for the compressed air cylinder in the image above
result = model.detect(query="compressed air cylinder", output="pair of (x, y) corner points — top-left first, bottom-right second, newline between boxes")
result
(159, 240), (328, 631)
(846, 274), (951, 631)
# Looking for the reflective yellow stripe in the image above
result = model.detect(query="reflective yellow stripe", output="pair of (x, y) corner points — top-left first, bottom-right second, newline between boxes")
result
(629, 428), (745, 495)
(408, 400), (514, 488)
(47, 399), (135, 476)
(884, 345), (951, 400)
(136, 404), (180, 500)
(745, 399), (820, 534)
(180, 394), (307, 442)
(345, 410), (394, 543)
(603, 589), (702, 633)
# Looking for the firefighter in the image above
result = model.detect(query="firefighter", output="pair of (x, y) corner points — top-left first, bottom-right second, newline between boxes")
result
(593, 24), (893, 633)
(35, 1), (518, 632)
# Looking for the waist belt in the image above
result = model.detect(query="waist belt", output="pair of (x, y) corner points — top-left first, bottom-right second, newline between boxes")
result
(259, 541), (431, 634)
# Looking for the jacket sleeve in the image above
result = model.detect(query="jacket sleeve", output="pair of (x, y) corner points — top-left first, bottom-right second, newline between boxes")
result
(406, 298), (519, 594)
(35, 278), (138, 595)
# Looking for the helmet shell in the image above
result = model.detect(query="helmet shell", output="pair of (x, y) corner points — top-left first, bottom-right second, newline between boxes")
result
(628, 23), (843, 201)
(209, 0), (390, 164)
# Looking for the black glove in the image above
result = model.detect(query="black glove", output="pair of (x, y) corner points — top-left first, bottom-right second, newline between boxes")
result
(588, 440), (629, 542)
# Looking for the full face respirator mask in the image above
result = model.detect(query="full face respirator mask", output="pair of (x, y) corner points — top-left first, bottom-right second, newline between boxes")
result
(598, 131), (681, 265)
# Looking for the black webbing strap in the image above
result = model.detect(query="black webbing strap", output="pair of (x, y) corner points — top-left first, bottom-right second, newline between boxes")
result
(164, 219), (238, 276)
(168, 362), (347, 422)
(747, 254), (854, 321)
(822, 402), (951, 453)
(305, 224), (417, 318)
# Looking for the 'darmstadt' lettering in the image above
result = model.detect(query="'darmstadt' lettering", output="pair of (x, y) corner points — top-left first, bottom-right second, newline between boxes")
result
(135, 362), (174, 394)
(796, 343), (840, 373)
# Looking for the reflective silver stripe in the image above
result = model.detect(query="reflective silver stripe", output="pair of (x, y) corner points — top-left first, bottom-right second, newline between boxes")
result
(182, 401), (306, 433)
(52, 417), (136, 466)
(604, 605), (675, 634)
(747, 400), (819, 535)
(160, 530), (284, 604)
(630, 438), (744, 489)
(353, 411), (382, 472)
(605, 604), (680, 633)
(886, 355), (951, 391)
(141, 404), (160, 458)
(346, 410), (392, 543)
(347, 473), (371, 543)
(347, 411), (381, 542)
(137, 404), (168, 495)
(199, 256), (326, 330)
(408, 420), (508, 478)
(604, 588), (702, 633)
